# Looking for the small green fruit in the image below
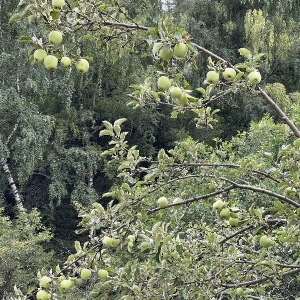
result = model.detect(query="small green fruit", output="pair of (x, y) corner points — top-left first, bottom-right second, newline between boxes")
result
(236, 287), (244, 296)
(48, 31), (63, 45)
(60, 56), (71, 67)
(220, 208), (230, 219)
(36, 290), (49, 300)
(43, 55), (58, 70)
(40, 276), (51, 289)
(173, 43), (188, 58)
(157, 196), (168, 208)
(128, 241), (134, 248)
(98, 269), (108, 279)
(172, 197), (182, 209)
(111, 238), (120, 248)
(206, 71), (219, 84)
(75, 58), (89, 73)
(159, 48), (173, 61)
(33, 49), (47, 62)
(102, 236), (113, 247)
(170, 87), (183, 99)
(52, 0), (66, 8)
(60, 279), (73, 291)
(248, 71), (261, 84)
(229, 217), (238, 227)
(259, 235), (272, 248)
(157, 76), (171, 91)
(222, 68), (236, 81)
(238, 47), (251, 58)
(294, 138), (300, 149)
(177, 93), (188, 105)
(81, 268), (92, 280)
(212, 200), (225, 211)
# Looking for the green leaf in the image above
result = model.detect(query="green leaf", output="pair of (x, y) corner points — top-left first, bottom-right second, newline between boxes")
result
(18, 36), (32, 42)
(50, 9), (60, 20)
(9, 13), (21, 23)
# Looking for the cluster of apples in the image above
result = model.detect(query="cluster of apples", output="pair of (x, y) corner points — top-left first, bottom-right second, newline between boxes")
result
(158, 42), (189, 61)
(212, 199), (240, 227)
(32, 0), (89, 73)
(206, 68), (261, 85)
(157, 76), (188, 105)
(36, 266), (109, 299)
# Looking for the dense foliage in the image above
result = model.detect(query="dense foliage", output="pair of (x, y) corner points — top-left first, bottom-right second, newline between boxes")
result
(0, 0), (300, 299)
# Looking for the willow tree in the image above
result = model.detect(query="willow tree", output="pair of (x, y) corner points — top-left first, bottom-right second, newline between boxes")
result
(9, 0), (300, 299)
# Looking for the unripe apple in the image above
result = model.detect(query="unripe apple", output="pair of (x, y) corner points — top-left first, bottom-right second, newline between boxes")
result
(170, 87), (183, 99)
(238, 47), (251, 58)
(177, 93), (188, 105)
(157, 196), (168, 208)
(111, 238), (120, 248)
(236, 287), (244, 296)
(172, 197), (182, 209)
(157, 76), (171, 91)
(247, 71), (261, 84)
(75, 58), (89, 73)
(81, 268), (92, 280)
(43, 55), (58, 70)
(102, 236), (113, 247)
(36, 290), (49, 300)
(212, 200), (225, 211)
(60, 279), (73, 291)
(259, 235), (272, 248)
(33, 49), (47, 63)
(48, 31), (63, 45)
(206, 71), (219, 84)
(228, 217), (238, 227)
(173, 43), (188, 58)
(39, 276), (51, 289)
(159, 48), (173, 61)
(52, 0), (66, 8)
(294, 138), (300, 149)
(222, 68), (236, 81)
(220, 207), (230, 219)
(60, 56), (71, 67)
(284, 186), (297, 198)
(97, 269), (108, 279)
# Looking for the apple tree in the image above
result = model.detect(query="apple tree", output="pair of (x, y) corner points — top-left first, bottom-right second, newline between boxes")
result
(9, 0), (300, 299)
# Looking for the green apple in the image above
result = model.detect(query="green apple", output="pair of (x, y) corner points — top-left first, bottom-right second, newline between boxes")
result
(60, 56), (71, 67)
(222, 68), (236, 81)
(238, 47), (251, 58)
(170, 87), (183, 99)
(43, 55), (58, 70)
(75, 58), (89, 73)
(177, 93), (188, 105)
(236, 287), (244, 296)
(212, 200), (225, 211)
(284, 186), (297, 197)
(111, 238), (120, 248)
(102, 236), (113, 247)
(206, 71), (219, 84)
(173, 43), (188, 58)
(98, 269), (108, 279)
(259, 235), (272, 248)
(81, 268), (92, 280)
(247, 71), (261, 84)
(228, 217), (238, 227)
(36, 290), (49, 300)
(60, 279), (73, 291)
(157, 76), (171, 91)
(48, 31), (63, 45)
(159, 48), (173, 61)
(39, 276), (51, 289)
(52, 0), (66, 8)
(220, 207), (230, 219)
(157, 196), (168, 208)
(33, 49), (47, 63)
(293, 138), (300, 149)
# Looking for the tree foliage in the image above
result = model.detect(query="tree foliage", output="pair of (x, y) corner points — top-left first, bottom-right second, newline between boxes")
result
(2, 0), (300, 299)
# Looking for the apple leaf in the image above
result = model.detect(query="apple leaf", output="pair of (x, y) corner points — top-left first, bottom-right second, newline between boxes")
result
(18, 36), (32, 42)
